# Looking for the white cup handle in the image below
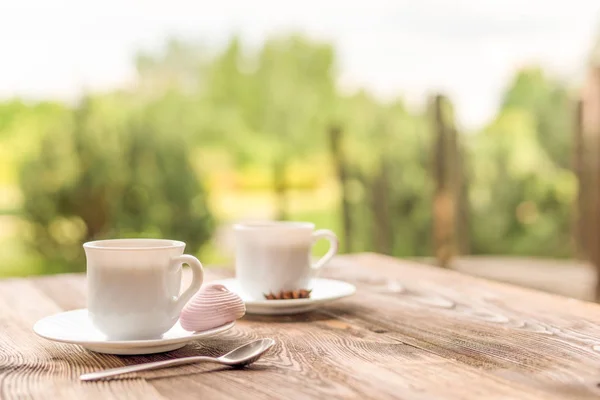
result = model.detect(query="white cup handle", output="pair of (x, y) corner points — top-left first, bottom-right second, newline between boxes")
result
(311, 229), (339, 271)
(170, 254), (204, 318)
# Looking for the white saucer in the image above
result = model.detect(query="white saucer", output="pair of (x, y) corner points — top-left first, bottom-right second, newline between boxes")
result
(214, 278), (356, 315)
(33, 309), (235, 355)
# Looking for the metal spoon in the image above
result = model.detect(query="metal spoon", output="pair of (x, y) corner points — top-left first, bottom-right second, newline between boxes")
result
(80, 338), (275, 381)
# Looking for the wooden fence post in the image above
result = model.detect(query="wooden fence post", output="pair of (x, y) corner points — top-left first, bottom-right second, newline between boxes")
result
(581, 63), (600, 301)
(328, 125), (353, 252)
(573, 99), (585, 259)
(273, 157), (287, 221)
(371, 158), (393, 255)
(432, 94), (459, 267)
(455, 131), (470, 255)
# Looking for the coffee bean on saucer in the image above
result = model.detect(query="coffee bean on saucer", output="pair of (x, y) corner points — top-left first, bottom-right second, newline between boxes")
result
(263, 289), (312, 300)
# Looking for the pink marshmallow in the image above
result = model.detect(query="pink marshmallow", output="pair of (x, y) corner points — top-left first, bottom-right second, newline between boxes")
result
(180, 283), (246, 332)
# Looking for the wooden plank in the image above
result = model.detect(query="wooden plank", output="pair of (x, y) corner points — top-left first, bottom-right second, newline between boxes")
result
(146, 305), (559, 400)
(0, 278), (166, 400)
(2, 257), (600, 398)
(323, 254), (600, 399)
(449, 255), (595, 301)
(0, 270), (534, 400)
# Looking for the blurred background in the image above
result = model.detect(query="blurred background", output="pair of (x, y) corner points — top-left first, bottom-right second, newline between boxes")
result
(2, 0), (600, 300)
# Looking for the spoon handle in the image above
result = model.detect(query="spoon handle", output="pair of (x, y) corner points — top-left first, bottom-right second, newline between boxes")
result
(80, 356), (218, 381)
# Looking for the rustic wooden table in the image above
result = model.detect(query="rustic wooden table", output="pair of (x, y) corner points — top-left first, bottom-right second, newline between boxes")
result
(2, 253), (600, 399)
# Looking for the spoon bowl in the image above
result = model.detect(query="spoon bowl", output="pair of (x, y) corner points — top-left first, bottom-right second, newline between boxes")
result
(80, 338), (276, 381)
(219, 338), (275, 366)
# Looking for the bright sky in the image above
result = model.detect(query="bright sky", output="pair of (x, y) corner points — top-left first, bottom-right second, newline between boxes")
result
(0, 0), (599, 129)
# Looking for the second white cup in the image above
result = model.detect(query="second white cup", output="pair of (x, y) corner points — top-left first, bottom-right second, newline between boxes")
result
(234, 221), (338, 299)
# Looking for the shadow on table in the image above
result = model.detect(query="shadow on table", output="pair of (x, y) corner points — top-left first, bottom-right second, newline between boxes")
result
(143, 363), (274, 381)
(81, 364), (274, 382)
(241, 310), (333, 324)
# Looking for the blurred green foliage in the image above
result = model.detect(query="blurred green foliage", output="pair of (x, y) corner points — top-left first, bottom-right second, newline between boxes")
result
(0, 35), (577, 275)
(18, 97), (213, 273)
(467, 68), (575, 257)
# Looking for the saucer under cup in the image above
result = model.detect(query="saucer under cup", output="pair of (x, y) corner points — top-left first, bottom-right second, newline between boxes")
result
(216, 278), (356, 315)
(33, 309), (234, 355)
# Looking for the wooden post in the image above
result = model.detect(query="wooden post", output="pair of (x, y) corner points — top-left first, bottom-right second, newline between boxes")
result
(595, 103), (600, 302)
(371, 159), (393, 255)
(432, 94), (457, 268)
(328, 125), (353, 252)
(573, 99), (585, 259)
(454, 131), (470, 255)
(273, 157), (287, 220)
(581, 64), (600, 301)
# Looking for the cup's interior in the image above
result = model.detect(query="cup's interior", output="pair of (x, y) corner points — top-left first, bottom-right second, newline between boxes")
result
(83, 238), (184, 250)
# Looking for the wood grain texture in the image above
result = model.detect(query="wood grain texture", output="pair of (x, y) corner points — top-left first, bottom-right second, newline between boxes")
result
(2, 254), (600, 399)
(573, 97), (585, 260)
(581, 66), (600, 300)
(432, 94), (458, 268)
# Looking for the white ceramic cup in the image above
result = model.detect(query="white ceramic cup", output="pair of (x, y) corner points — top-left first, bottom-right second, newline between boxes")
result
(84, 239), (204, 340)
(234, 221), (338, 299)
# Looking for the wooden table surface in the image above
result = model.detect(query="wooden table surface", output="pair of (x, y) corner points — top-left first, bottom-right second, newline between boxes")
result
(2, 253), (600, 399)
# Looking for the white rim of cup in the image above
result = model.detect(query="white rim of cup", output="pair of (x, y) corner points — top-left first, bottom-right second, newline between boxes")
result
(233, 221), (315, 230)
(83, 238), (185, 251)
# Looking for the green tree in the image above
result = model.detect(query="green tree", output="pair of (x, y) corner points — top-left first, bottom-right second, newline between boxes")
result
(250, 35), (335, 155)
(336, 91), (432, 255)
(469, 109), (575, 256)
(465, 67), (576, 257)
(244, 35), (336, 217)
(501, 67), (572, 168)
(0, 100), (68, 187)
(19, 96), (214, 273)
